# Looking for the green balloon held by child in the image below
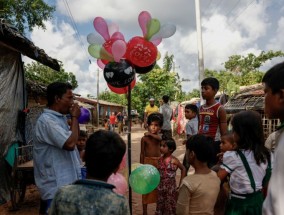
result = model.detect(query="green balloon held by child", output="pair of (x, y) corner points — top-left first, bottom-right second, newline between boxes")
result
(129, 164), (160, 194)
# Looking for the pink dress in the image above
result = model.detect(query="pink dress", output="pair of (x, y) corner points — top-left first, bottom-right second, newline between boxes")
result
(155, 156), (178, 215)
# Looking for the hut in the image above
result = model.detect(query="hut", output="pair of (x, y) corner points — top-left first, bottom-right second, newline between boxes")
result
(0, 19), (59, 203)
(224, 83), (280, 139)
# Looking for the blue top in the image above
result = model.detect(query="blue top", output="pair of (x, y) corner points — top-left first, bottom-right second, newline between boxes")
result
(33, 109), (81, 200)
(185, 116), (198, 137)
(49, 179), (130, 215)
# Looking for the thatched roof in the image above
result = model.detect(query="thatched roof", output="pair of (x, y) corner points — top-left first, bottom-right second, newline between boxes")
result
(224, 83), (264, 113)
(26, 80), (47, 97)
(0, 19), (60, 71)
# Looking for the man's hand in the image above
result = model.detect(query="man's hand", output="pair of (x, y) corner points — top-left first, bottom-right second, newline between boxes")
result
(70, 103), (81, 119)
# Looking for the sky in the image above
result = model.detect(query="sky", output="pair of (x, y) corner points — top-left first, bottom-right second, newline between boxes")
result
(23, 0), (284, 97)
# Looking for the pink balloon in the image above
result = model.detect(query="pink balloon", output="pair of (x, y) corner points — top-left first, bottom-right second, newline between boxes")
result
(107, 173), (128, 195)
(119, 152), (127, 170)
(151, 38), (162, 46)
(138, 11), (152, 37)
(112, 40), (127, 62)
(97, 59), (105, 69)
(111, 32), (125, 41)
(93, 17), (110, 41)
(108, 22), (119, 37)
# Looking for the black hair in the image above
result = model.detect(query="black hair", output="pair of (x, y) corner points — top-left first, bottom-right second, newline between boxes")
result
(185, 104), (199, 115)
(201, 77), (219, 91)
(147, 112), (163, 127)
(262, 61), (284, 94)
(222, 132), (234, 145)
(85, 130), (126, 180)
(162, 138), (176, 152)
(231, 110), (270, 165)
(186, 134), (214, 163)
(47, 82), (73, 107)
(79, 130), (87, 138)
(162, 95), (170, 103)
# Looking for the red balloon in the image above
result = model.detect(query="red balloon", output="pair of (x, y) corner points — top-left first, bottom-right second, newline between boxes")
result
(126, 36), (157, 67)
(103, 38), (116, 55)
(108, 78), (136, 94)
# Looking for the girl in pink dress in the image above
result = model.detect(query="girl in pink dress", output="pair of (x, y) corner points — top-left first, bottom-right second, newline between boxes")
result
(155, 139), (186, 215)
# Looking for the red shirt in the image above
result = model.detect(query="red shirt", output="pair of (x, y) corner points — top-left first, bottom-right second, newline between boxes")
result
(109, 115), (116, 125)
(198, 102), (222, 141)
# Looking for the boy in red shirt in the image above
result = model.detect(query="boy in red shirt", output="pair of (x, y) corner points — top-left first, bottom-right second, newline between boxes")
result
(198, 77), (227, 167)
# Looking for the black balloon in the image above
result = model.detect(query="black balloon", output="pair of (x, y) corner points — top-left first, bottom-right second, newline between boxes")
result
(103, 59), (136, 88)
(134, 61), (156, 74)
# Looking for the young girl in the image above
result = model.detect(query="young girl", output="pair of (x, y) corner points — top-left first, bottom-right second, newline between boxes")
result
(218, 110), (271, 215)
(155, 138), (186, 215)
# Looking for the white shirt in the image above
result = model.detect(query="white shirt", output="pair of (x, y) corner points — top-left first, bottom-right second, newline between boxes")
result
(221, 150), (267, 194)
(263, 130), (284, 215)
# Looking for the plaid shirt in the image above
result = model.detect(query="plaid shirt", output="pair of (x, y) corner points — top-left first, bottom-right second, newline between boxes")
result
(49, 179), (130, 215)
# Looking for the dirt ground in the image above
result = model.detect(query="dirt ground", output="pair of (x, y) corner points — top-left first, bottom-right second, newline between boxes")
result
(0, 124), (187, 215)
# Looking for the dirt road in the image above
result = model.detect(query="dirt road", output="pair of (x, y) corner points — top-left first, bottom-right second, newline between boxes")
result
(0, 125), (186, 215)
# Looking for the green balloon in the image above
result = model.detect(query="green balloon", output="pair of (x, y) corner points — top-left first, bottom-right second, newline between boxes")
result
(88, 44), (102, 59)
(145, 18), (160, 41)
(129, 164), (160, 194)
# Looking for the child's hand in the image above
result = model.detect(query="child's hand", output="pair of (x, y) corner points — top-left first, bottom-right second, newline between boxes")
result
(217, 152), (224, 162)
(144, 132), (150, 136)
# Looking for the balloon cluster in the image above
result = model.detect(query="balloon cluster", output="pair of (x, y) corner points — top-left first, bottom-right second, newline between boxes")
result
(87, 11), (176, 94)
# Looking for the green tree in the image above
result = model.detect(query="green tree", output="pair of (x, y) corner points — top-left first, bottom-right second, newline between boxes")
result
(98, 90), (127, 106)
(1, 0), (55, 34)
(24, 62), (78, 89)
(163, 52), (174, 72)
(224, 50), (284, 75)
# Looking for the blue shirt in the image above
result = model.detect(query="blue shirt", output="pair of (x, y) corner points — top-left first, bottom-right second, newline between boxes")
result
(33, 109), (81, 200)
(49, 179), (130, 215)
(185, 116), (198, 137)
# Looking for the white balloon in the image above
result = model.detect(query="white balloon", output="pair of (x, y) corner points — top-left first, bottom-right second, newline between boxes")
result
(151, 24), (176, 40)
(108, 22), (119, 37)
(87, 33), (105, 45)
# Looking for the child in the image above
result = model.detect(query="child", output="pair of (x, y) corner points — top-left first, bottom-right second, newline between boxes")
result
(212, 132), (236, 171)
(217, 110), (271, 215)
(262, 62), (284, 215)
(156, 138), (186, 215)
(140, 112), (163, 215)
(104, 118), (110, 130)
(182, 104), (199, 174)
(176, 134), (220, 215)
(76, 130), (87, 162)
(213, 132), (235, 215)
(49, 130), (130, 214)
(198, 77), (227, 167)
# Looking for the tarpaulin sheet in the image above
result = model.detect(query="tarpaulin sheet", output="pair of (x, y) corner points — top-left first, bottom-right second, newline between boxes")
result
(0, 44), (25, 201)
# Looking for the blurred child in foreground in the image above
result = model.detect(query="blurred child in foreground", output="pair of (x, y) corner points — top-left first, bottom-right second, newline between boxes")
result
(49, 130), (130, 215)
(177, 134), (220, 215)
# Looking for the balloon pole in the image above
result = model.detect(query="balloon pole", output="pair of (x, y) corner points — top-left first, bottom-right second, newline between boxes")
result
(127, 84), (132, 214)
